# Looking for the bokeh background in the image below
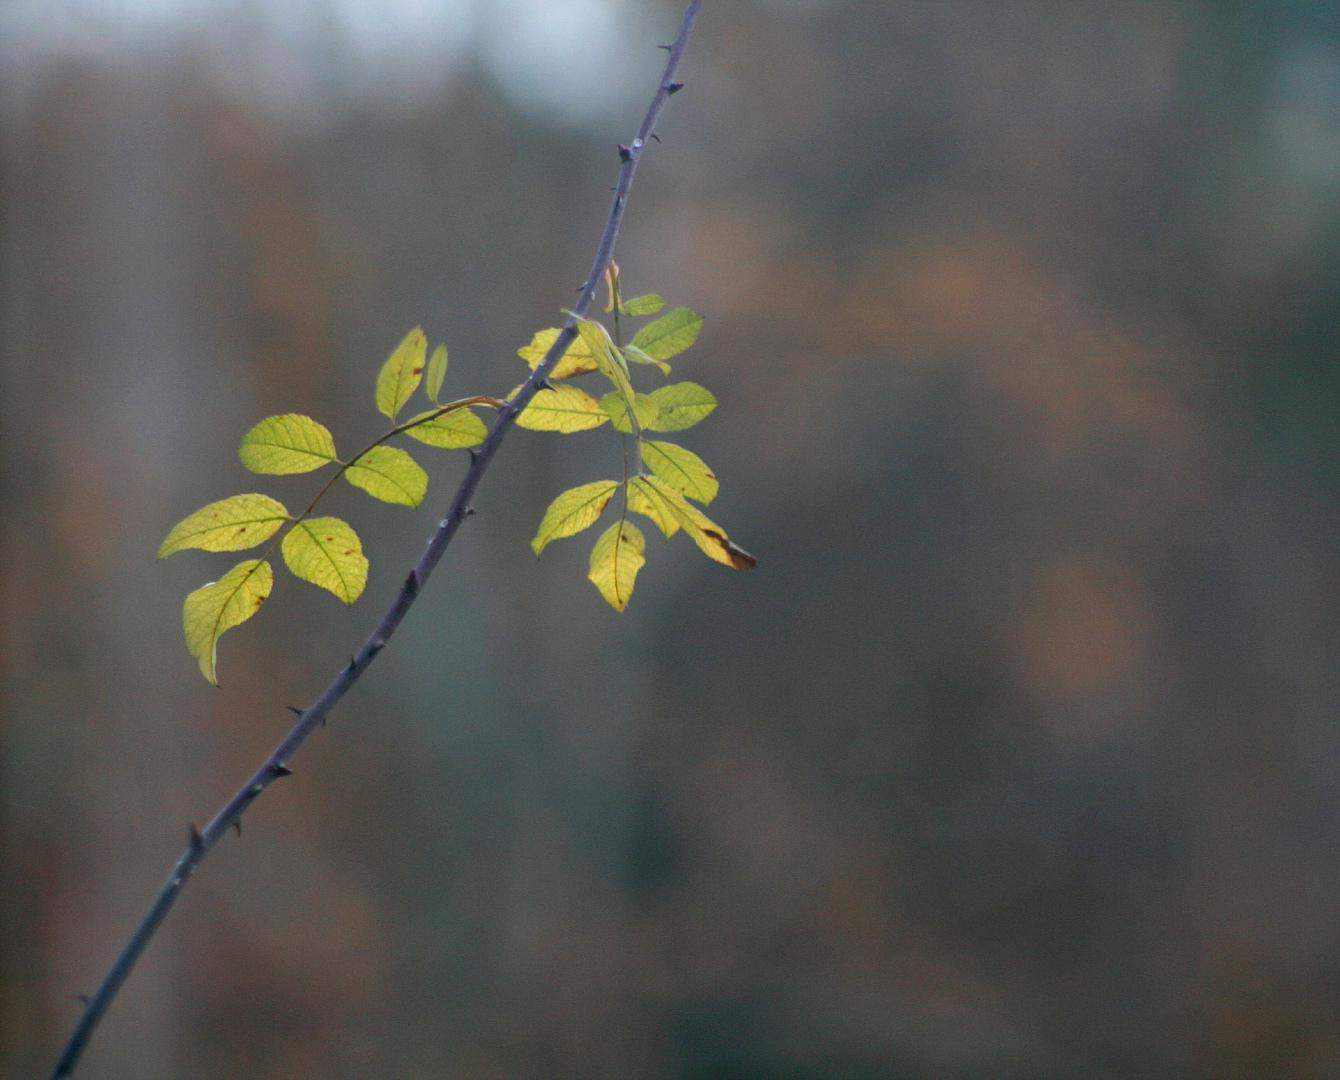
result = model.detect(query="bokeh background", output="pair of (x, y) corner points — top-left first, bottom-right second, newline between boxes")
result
(5, 1), (1340, 1077)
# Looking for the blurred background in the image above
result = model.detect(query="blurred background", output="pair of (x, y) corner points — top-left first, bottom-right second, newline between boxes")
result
(5, 1), (1340, 1077)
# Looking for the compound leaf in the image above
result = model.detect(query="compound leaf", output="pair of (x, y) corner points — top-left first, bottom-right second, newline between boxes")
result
(629, 307), (702, 360)
(623, 293), (665, 316)
(646, 382), (717, 432)
(282, 516), (368, 604)
(345, 445), (428, 507)
(239, 414), (338, 474)
(424, 343), (447, 403)
(158, 494), (290, 557)
(599, 391), (660, 434)
(376, 327), (427, 421)
(183, 558), (273, 685)
(404, 406), (488, 448)
(642, 440), (719, 504)
(627, 475), (679, 538)
(518, 327), (598, 380)
(532, 480), (618, 555)
(512, 383), (608, 433)
(639, 476), (757, 570)
(588, 519), (645, 611)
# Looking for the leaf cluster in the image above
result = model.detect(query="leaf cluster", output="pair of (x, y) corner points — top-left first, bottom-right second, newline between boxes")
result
(161, 281), (752, 682)
(159, 330), (493, 683)
(522, 275), (754, 611)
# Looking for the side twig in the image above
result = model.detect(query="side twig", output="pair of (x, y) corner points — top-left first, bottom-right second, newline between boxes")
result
(47, 2), (700, 1074)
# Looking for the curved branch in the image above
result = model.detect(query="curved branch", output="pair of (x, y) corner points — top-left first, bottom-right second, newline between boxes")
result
(47, 2), (701, 1074)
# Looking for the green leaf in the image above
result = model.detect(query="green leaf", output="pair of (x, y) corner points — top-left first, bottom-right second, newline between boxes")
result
(623, 344), (672, 376)
(518, 327), (598, 380)
(646, 382), (717, 432)
(239, 414), (338, 474)
(403, 406), (488, 448)
(532, 480), (619, 555)
(575, 317), (636, 414)
(158, 494), (290, 557)
(627, 475), (679, 538)
(183, 559), (273, 685)
(599, 391), (660, 434)
(425, 343), (448, 403)
(642, 440), (719, 504)
(638, 476), (757, 570)
(281, 516), (368, 604)
(588, 520), (645, 611)
(629, 307), (702, 360)
(345, 445), (428, 507)
(623, 293), (665, 316)
(512, 383), (609, 433)
(376, 327), (427, 421)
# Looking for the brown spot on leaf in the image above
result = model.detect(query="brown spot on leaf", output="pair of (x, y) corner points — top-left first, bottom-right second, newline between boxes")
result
(703, 528), (757, 570)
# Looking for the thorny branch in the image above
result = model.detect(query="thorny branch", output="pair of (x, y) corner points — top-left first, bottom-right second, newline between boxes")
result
(47, 2), (701, 1074)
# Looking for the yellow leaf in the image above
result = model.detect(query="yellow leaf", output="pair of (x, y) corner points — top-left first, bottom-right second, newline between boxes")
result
(645, 382), (716, 432)
(588, 520), (645, 611)
(158, 494), (290, 557)
(345, 445), (428, 507)
(425, 343), (448, 403)
(622, 293), (665, 316)
(627, 475), (679, 538)
(183, 559), (273, 685)
(517, 327), (598, 380)
(403, 407), (488, 448)
(575, 317), (637, 416)
(641, 440), (718, 504)
(629, 307), (702, 360)
(512, 383), (609, 433)
(376, 327), (427, 421)
(532, 480), (619, 555)
(639, 476), (756, 569)
(281, 516), (368, 604)
(239, 414), (338, 474)
(599, 391), (660, 434)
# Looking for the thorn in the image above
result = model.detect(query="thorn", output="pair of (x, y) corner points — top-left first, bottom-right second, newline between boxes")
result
(667, 82), (684, 95)
(349, 654), (358, 670)
(271, 762), (294, 778)
(74, 993), (91, 1005)
(188, 823), (204, 850)
(460, 504), (477, 518)
(233, 820), (242, 837)
(469, 448), (481, 464)
(535, 377), (554, 391)
(285, 705), (303, 717)
(650, 132), (661, 144)
(658, 44), (672, 51)
(618, 144), (632, 162)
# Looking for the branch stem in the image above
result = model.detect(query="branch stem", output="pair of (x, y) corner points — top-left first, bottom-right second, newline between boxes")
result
(47, 2), (700, 1074)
